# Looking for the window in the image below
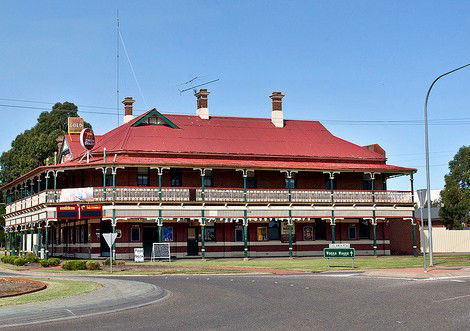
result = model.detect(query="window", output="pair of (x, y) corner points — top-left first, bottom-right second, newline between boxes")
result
(362, 179), (373, 190)
(303, 226), (314, 241)
(131, 226), (141, 241)
(204, 170), (213, 187)
(325, 176), (337, 190)
(162, 226), (174, 242)
(348, 225), (357, 240)
(137, 168), (150, 186)
(235, 225), (244, 242)
(137, 175), (149, 186)
(246, 171), (256, 188)
(285, 178), (296, 189)
(171, 170), (182, 187)
(359, 220), (371, 239)
(268, 219), (280, 240)
(257, 227), (268, 241)
(105, 174), (114, 187)
(205, 226), (216, 241)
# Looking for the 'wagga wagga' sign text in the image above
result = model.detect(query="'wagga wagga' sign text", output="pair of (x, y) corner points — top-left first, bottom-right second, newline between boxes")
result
(323, 248), (355, 258)
(80, 128), (95, 150)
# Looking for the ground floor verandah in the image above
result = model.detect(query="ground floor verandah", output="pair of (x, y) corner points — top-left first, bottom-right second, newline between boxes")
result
(4, 217), (419, 259)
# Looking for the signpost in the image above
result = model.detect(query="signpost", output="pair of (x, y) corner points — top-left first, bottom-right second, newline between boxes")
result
(103, 233), (118, 273)
(79, 128), (96, 163)
(323, 247), (355, 269)
(68, 117), (84, 134)
(134, 248), (144, 262)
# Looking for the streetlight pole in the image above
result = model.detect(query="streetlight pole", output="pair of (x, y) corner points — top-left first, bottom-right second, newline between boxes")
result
(424, 63), (470, 267)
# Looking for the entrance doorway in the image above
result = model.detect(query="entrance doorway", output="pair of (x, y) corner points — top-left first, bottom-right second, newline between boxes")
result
(187, 227), (199, 256)
(100, 220), (112, 257)
(143, 226), (158, 258)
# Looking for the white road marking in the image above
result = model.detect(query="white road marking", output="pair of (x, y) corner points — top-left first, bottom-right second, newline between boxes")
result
(433, 294), (470, 303)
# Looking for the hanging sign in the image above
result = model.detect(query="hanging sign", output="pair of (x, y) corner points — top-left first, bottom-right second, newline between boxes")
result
(56, 205), (79, 220)
(68, 117), (84, 134)
(80, 128), (95, 150)
(80, 204), (102, 218)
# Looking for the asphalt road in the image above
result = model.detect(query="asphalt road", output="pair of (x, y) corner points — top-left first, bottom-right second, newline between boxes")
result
(7, 273), (470, 331)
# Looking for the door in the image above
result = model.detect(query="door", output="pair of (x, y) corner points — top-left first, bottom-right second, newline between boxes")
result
(187, 227), (199, 256)
(100, 220), (112, 257)
(143, 226), (158, 258)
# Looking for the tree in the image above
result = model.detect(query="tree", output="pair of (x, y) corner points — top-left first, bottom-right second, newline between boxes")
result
(0, 102), (91, 184)
(440, 146), (470, 229)
(0, 102), (91, 247)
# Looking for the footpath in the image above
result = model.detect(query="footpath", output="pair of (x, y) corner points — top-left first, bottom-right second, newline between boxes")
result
(0, 270), (169, 328)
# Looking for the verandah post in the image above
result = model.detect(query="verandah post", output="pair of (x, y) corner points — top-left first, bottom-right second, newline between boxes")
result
(45, 222), (49, 259)
(238, 169), (249, 259)
(37, 224), (42, 257)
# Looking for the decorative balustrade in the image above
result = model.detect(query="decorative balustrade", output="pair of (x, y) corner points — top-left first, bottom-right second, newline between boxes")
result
(4, 187), (413, 214)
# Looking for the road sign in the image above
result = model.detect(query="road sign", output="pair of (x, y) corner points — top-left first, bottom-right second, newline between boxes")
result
(323, 248), (356, 269)
(103, 233), (118, 273)
(103, 233), (118, 248)
(134, 248), (144, 262)
(323, 248), (355, 258)
(329, 243), (350, 249)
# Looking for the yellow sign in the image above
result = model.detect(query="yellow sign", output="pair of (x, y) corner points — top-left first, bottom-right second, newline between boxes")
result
(68, 117), (84, 134)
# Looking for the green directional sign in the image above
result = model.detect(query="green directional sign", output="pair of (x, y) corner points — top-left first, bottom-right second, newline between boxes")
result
(323, 248), (355, 258)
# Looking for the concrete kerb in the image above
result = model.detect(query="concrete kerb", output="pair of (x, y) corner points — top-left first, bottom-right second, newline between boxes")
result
(0, 275), (170, 329)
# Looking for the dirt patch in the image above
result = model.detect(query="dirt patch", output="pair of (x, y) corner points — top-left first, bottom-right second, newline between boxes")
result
(0, 278), (47, 298)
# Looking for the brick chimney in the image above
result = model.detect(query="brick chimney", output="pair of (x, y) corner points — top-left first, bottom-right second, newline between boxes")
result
(122, 97), (135, 124)
(270, 92), (285, 128)
(195, 89), (210, 119)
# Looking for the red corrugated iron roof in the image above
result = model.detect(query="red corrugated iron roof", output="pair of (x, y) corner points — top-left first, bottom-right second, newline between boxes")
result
(88, 110), (387, 161)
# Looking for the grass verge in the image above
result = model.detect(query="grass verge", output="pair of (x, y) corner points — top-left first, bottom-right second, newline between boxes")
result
(0, 278), (101, 306)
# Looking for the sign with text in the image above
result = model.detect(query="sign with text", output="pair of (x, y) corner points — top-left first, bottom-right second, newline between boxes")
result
(323, 248), (355, 258)
(280, 221), (296, 243)
(151, 243), (171, 262)
(80, 204), (102, 218)
(329, 243), (350, 249)
(134, 248), (144, 262)
(56, 205), (79, 220)
(80, 128), (95, 150)
(68, 117), (84, 134)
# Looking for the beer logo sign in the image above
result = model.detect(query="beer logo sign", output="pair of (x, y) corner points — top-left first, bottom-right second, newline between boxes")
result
(68, 117), (84, 134)
(80, 128), (95, 150)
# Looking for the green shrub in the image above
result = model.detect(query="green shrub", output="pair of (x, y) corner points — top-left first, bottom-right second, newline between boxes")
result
(47, 258), (61, 267)
(1, 256), (16, 264)
(39, 259), (50, 267)
(85, 261), (101, 270)
(62, 260), (87, 270)
(102, 258), (125, 265)
(24, 253), (40, 264)
(13, 257), (27, 266)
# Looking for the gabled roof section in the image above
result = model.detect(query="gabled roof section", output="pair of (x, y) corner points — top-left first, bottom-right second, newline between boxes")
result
(131, 108), (179, 128)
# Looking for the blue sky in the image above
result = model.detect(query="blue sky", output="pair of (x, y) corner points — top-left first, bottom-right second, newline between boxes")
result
(1, 1), (469, 191)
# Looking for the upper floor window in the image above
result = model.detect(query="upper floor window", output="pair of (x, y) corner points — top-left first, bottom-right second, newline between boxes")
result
(246, 171), (256, 188)
(325, 176), (337, 190)
(105, 174), (114, 187)
(137, 168), (149, 186)
(171, 170), (182, 187)
(203, 170), (213, 187)
(285, 178), (295, 189)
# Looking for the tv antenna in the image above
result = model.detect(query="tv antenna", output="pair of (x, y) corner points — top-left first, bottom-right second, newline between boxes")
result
(178, 77), (220, 94)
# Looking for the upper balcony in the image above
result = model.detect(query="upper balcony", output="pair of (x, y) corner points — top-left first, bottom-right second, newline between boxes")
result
(5, 186), (413, 214)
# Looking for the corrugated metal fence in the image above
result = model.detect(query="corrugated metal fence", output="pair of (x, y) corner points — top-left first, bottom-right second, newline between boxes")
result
(421, 227), (470, 253)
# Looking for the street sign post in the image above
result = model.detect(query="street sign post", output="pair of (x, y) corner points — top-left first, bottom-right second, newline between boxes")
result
(323, 248), (355, 269)
(103, 233), (118, 273)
